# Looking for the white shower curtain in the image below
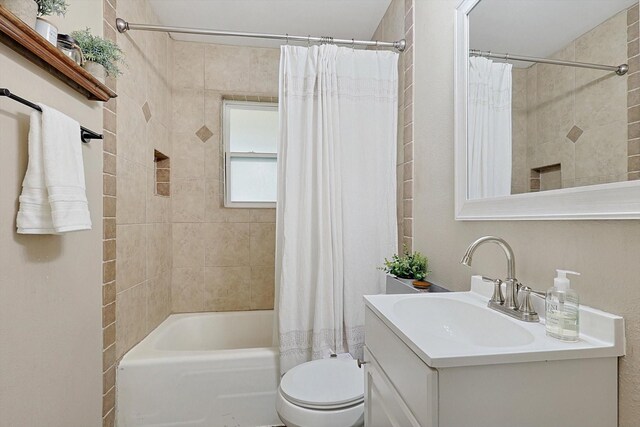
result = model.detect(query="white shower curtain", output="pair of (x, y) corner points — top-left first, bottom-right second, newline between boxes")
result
(276, 45), (398, 374)
(467, 56), (512, 199)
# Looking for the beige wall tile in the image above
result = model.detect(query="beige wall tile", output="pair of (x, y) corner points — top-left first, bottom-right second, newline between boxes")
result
(116, 224), (147, 292)
(172, 132), (206, 180)
(146, 273), (171, 332)
(117, 95), (148, 166)
(173, 42), (205, 90)
(172, 223), (205, 267)
(172, 267), (205, 312)
(172, 88), (205, 134)
(204, 267), (251, 311)
(172, 179), (206, 222)
(251, 208), (276, 223)
(147, 223), (172, 279)
(116, 282), (147, 359)
(250, 223), (276, 266)
(116, 156), (146, 225)
(250, 266), (275, 310)
(148, 118), (171, 160)
(575, 121), (628, 179)
(204, 44), (251, 91)
(205, 223), (251, 266)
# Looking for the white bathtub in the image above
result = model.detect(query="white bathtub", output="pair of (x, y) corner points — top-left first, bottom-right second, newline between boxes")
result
(116, 311), (281, 427)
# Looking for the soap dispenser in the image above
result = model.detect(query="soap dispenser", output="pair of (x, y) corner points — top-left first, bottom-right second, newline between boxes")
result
(545, 270), (580, 341)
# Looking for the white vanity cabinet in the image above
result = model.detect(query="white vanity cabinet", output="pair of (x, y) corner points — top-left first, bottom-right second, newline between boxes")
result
(363, 289), (624, 427)
(364, 308), (438, 427)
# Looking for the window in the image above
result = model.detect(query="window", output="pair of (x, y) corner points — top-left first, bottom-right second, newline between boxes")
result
(223, 100), (278, 208)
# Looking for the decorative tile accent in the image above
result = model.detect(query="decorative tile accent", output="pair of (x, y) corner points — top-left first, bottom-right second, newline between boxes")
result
(566, 125), (583, 143)
(196, 125), (214, 142)
(102, 5), (117, 422)
(142, 101), (152, 123)
(402, 0), (414, 252)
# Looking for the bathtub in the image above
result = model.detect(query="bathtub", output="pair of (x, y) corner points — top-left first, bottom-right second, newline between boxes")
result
(116, 310), (281, 427)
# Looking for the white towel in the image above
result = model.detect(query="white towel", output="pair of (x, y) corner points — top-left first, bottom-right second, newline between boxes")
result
(17, 104), (92, 234)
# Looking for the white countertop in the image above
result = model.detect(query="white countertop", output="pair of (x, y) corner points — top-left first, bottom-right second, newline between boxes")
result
(364, 276), (625, 368)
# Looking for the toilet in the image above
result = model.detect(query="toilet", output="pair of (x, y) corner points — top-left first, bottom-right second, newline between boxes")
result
(276, 358), (365, 427)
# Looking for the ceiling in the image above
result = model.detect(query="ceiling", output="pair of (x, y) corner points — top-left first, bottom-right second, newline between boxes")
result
(470, 0), (636, 67)
(146, 0), (393, 48)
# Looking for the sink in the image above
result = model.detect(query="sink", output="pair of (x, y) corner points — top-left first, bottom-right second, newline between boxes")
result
(364, 275), (625, 368)
(393, 297), (534, 347)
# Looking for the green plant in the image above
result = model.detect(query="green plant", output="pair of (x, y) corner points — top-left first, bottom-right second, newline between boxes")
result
(35, 0), (68, 17)
(380, 247), (430, 281)
(71, 28), (124, 76)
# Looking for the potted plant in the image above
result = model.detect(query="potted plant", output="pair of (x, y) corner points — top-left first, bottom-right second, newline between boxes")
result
(33, 0), (68, 43)
(71, 28), (124, 82)
(381, 247), (432, 289)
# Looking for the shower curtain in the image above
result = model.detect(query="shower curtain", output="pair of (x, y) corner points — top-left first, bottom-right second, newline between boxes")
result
(467, 56), (512, 199)
(276, 45), (398, 374)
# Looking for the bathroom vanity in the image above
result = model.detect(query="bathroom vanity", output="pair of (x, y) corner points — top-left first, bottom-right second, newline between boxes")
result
(363, 276), (625, 427)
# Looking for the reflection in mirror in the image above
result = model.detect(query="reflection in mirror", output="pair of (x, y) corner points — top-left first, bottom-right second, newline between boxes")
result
(467, 0), (638, 200)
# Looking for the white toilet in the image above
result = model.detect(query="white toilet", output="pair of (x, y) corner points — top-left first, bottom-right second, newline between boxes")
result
(276, 358), (365, 427)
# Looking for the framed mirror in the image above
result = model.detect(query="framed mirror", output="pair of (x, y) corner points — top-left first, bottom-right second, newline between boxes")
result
(455, 0), (640, 220)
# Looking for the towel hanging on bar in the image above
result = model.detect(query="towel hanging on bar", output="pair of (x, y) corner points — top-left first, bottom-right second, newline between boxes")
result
(0, 88), (103, 142)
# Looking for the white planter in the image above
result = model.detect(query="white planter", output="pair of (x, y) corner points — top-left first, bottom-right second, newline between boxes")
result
(386, 275), (418, 294)
(83, 61), (106, 84)
(0, 0), (37, 28)
(35, 17), (57, 46)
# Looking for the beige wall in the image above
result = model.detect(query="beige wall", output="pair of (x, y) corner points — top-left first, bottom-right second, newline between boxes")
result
(511, 10), (628, 193)
(170, 41), (278, 313)
(113, 0), (173, 362)
(413, 0), (640, 424)
(0, 1), (104, 425)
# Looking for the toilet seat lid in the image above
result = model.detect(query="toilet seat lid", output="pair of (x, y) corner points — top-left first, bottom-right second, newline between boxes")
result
(280, 358), (364, 409)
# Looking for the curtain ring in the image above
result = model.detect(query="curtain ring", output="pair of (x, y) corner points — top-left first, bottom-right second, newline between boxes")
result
(286, 33), (289, 45)
(307, 35), (311, 47)
(351, 38), (355, 51)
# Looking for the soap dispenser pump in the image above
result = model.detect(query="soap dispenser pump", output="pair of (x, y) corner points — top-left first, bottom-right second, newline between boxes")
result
(545, 270), (580, 341)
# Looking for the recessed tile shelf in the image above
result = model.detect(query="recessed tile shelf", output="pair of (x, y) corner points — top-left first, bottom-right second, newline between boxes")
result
(0, 6), (117, 101)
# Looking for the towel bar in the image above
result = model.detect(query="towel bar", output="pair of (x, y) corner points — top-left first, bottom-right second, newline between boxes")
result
(0, 88), (103, 143)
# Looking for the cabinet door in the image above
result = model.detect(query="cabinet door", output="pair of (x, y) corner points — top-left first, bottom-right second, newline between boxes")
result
(364, 348), (422, 427)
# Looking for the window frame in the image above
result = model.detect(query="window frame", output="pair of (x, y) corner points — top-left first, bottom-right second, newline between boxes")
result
(222, 99), (279, 208)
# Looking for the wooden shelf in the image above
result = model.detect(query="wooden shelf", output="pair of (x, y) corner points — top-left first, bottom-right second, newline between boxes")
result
(0, 5), (117, 101)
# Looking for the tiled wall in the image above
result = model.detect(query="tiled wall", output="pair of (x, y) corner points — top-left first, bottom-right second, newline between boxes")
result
(628, 3), (640, 179)
(371, 0), (414, 253)
(102, 0), (173, 423)
(511, 9), (629, 193)
(170, 41), (279, 313)
(101, 1), (117, 425)
(113, 0), (173, 357)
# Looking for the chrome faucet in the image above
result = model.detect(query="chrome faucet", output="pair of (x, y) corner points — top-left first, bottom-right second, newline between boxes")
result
(461, 236), (539, 322)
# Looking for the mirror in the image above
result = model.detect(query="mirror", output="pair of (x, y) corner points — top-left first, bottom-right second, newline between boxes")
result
(455, 0), (640, 220)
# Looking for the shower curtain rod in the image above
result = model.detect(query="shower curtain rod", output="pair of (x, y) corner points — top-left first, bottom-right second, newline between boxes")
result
(470, 49), (629, 76)
(115, 18), (406, 52)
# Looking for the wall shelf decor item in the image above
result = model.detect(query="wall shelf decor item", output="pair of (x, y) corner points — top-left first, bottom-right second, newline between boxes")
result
(0, 5), (117, 101)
